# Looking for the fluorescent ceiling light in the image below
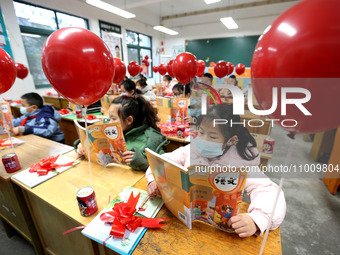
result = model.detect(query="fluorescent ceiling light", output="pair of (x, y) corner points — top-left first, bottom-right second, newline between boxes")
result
(153, 26), (179, 35)
(204, 0), (221, 4)
(86, 0), (136, 19)
(220, 17), (238, 29)
(21, 33), (41, 38)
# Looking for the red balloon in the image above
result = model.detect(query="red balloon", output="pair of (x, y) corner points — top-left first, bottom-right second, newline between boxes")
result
(167, 60), (175, 77)
(128, 61), (140, 77)
(0, 49), (16, 94)
(173, 52), (198, 84)
(153, 66), (158, 73)
(145, 61), (150, 67)
(235, 63), (245, 76)
(158, 64), (167, 76)
(144, 55), (149, 60)
(226, 62), (234, 76)
(112, 58), (126, 84)
(139, 66), (143, 73)
(197, 60), (206, 77)
(42, 27), (114, 106)
(251, 0), (340, 133)
(15, 63), (29, 79)
(214, 61), (228, 78)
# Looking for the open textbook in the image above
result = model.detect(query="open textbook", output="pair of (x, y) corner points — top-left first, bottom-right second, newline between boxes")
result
(74, 119), (127, 167)
(145, 148), (247, 232)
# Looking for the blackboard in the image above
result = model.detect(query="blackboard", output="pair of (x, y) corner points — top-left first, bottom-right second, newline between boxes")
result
(185, 35), (259, 67)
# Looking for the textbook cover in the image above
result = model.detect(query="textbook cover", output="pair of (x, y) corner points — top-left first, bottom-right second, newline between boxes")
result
(145, 148), (247, 232)
(0, 101), (13, 134)
(0, 137), (24, 152)
(81, 187), (164, 255)
(170, 98), (188, 122)
(74, 119), (127, 167)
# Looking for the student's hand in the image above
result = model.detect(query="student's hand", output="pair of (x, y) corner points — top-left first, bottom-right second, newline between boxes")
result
(10, 127), (20, 136)
(147, 181), (161, 198)
(122, 151), (135, 164)
(228, 214), (258, 238)
(100, 107), (105, 115)
(77, 143), (85, 156)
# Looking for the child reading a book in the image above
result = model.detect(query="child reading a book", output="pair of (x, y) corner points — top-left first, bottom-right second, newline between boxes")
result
(120, 79), (140, 97)
(172, 83), (191, 98)
(77, 95), (168, 171)
(10, 93), (65, 143)
(146, 104), (286, 237)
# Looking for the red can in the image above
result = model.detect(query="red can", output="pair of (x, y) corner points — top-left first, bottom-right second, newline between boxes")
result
(2, 153), (21, 173)
(177, 125), (186, 138)
(76, 186), (98, 217)
(263, 137), (275, 154)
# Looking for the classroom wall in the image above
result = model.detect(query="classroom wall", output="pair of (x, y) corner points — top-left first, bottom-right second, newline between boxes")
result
(0, 0), (164, 100)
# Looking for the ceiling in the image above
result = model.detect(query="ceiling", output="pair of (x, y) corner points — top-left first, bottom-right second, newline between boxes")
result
(100, 0), (301, 38)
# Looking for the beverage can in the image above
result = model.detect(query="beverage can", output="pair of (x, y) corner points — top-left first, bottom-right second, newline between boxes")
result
(2, 153), (21, 173)
(263, 137), (275, 154)
(76, 186), (98, 216)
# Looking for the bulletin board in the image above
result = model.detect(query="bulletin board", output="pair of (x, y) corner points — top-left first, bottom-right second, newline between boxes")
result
(185, 35), (259, 67)
(99, 20), (123, 60)
(0, 8), (13, 58)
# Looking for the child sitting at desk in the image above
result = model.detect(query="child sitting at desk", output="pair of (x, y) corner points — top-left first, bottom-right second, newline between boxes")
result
(77, 95), (167, 171)
(136, 79), (156, 101)
(146, 104), (286, 237)
(120, 78), (141, 97)
(172, 83), (191, 98)
(10, 92), (65, 143)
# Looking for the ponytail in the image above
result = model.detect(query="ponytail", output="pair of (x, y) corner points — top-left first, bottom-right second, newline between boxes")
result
(111, 95), (160, 132)
(235, 126), (258, 160)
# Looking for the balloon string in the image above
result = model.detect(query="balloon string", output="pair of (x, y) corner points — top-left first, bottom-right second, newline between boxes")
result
(84, 106), (93, 189)
(259, 136), (296, 255)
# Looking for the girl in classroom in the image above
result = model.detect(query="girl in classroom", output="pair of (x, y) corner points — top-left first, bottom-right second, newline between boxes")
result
(172, 83), (191, 98)
(120, 78), (141, 96)
(135, 78), (157, 101)
(76, 95), (168, 171)
(146, 103), (286, 237)
(163, 75), (177, 95)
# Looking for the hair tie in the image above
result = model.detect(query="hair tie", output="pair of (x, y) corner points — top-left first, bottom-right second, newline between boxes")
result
(130, 95), (138, 104)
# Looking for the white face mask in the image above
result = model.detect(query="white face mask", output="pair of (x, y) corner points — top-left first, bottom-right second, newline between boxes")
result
(192, 136), (225, 158)
(20, 106), (33, 116)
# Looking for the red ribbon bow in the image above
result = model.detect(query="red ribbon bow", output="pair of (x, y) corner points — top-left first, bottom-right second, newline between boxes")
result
(29, 155), (76, 176)
(100, 192), (167, 239)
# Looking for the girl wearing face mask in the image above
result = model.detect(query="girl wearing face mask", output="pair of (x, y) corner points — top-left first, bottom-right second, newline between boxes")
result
(120, 79), (141, 97)
(135, 79), (156, 101)
(146, 104), (286, 238)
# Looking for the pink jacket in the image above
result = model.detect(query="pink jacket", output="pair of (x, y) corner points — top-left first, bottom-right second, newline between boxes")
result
(146, 144), (286, 236)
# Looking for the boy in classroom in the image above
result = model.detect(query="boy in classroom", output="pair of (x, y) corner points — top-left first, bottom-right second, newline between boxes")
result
(10, 92), (65, 143)
(146, 104), (286, 237)
(200, 73), (213, 86)
(76, 95), (167, 171)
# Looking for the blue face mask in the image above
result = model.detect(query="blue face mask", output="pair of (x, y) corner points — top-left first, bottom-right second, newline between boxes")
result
(120, 92), (129, 96)
(20, 106), (31, 116)
(193, 136), (225, 158)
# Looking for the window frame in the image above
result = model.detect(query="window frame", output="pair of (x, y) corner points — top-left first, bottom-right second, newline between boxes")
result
(14, 0), (89, 89)
(126, 29), (153, 78)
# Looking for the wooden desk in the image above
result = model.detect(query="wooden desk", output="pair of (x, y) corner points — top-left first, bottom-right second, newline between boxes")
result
(96, 177), (282, 255)
(0, 135), (73, 255)
(12, 151), (145, 255)
(310, 129), (336, 162)
(43, 96), (69, 110)
(324, 127), (340, 194)
(164, 136), (190, 152)
(240, 110), (271, 136)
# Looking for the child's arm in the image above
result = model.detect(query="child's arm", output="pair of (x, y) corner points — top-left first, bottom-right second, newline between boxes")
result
(23, 117), (59, 138)
(244, 168), (286, 236)
(128, 147), (149, 171)
(12, 116), (26, 127)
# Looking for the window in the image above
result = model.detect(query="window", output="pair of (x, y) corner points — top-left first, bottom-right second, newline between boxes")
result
(126, 30), (152, 78)
(14, 1), (88, 88)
